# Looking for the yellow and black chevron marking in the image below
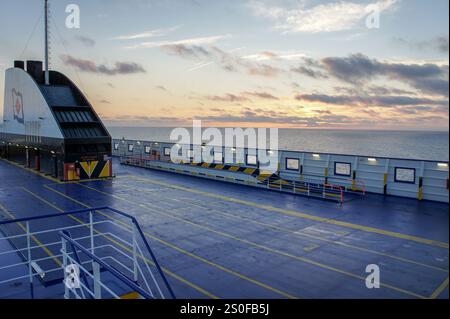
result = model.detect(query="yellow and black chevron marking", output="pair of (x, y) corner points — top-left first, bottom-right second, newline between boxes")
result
(79, 160), (111, 179)
(183, 161), (289, 187)
(186, 162), (261, 177)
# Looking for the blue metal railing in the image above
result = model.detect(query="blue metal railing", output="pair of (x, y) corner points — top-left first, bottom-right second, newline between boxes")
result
(0, 206), (175, 299)
(60, 230), (153, 299)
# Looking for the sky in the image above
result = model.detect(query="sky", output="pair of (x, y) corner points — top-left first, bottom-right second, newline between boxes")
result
(0, 0), (448, 130)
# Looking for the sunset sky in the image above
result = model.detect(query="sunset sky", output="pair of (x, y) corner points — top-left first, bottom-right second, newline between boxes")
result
(0, 0), (448, 130)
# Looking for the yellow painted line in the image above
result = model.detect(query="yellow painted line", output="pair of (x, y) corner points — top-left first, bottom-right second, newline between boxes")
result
(42, 185), (297, 299)
(303, 244), (320, 252)
(167, 196), (447, 272)
(129, 175), (449, 249)
(430, 277), (449, 299)
(229, 166), (240, 172)
(23, 187), (218, 299)
(121, 291), (141, 299)
(0, 202), (62, 267)
(76, 182), (427, 299)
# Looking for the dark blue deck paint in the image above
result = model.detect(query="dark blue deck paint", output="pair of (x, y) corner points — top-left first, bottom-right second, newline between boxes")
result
(0, 158), (448, 299)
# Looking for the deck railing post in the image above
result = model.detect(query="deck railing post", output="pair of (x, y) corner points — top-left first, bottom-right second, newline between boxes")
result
(132, 222), (138, 282)
(26, 221), (34, 299)
(89, 211), (95, 256)
(62, 237), (69, 299)
(93, 261), (101, 299)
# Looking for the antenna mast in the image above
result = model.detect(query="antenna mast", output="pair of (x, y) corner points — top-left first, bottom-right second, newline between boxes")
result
(44, 0), (50, 85)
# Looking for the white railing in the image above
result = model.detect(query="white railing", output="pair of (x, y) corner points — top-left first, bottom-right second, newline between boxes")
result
(0, 207), (175, 299)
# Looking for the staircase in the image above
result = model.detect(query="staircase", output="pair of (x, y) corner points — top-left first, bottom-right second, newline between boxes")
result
(0, 207), (175, 299)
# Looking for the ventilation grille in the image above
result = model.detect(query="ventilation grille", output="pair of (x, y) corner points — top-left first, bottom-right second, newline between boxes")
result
(63, 127), (106, 138)
(55, 110), (95, 123)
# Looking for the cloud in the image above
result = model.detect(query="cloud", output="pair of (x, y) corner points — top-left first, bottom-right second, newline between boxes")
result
(296, 93), (448, 108)
(125, 34), (231, 49)
(61, 55), (146, 75)
(319, 53), (449, 96)
(203, 94), (250, 103)
(112, 25), (180, 40)
(243, 91), (279, 100)
(395, 36), (449, 53)
(291, 65), (328, 79)
(195, 108), (356, 127)
(75, 35), (95, 47)
(248, 0), (399, 33)
(155, 85), (167, 91)
(157, 43), (284, 77)
(242, 51), (306, 61)
(162, 44), (212, 59)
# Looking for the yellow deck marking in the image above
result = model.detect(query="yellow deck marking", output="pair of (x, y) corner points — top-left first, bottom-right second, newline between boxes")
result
(128, 175), (449, 249)
(303, 244), (320, 252)
(77, 182), (427, 299)
(117, 182), (449, 273)
(120, 291), (141, 299)
(40, 185), (296, 299)
(0, 202), (61, 267)
(430, 277), (449, 299)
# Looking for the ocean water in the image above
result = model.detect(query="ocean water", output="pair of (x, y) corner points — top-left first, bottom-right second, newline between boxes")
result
(107, 126), (449, 161)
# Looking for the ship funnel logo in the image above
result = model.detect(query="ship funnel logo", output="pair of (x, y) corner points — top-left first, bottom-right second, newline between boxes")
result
(12, 89), (24, 124)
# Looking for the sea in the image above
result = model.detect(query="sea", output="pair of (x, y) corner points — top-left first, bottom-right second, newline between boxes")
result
(107, 127), (449, 161)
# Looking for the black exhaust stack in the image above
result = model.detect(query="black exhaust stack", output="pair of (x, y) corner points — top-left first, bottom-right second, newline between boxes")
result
(14, 61), (25, 70)
(26, 60), (44, 84)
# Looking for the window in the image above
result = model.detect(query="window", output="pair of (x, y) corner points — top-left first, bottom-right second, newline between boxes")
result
(164, 147), (171, 156)
(395, 167), (416, 184)
(286, 158), (300, 171)
(144, 146), (151, 154)
(334, 162), (351, 177)
(128, 144), (134, 152)
(187, 149), (194, 158)
(114, 143), (119, 150)
(246, 154), (257, 166)
(214, 152), (223, 163)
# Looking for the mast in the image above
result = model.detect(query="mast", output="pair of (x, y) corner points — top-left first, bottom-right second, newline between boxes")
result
(44, 0), (49, 85)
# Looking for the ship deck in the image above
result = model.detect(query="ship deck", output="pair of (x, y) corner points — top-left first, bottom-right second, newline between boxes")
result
(0, 157), (448, 299)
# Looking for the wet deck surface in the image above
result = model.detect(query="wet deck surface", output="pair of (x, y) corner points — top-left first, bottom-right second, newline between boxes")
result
(0, 158), (448, 299)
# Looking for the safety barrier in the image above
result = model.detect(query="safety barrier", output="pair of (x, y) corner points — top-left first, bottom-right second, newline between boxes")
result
(0, 207), (175, 299)
(113, 139), (449, 203)
(119, 155), (348, 203)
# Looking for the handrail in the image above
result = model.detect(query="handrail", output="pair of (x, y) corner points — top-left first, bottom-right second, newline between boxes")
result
(60, 230), (153, 299)
(0, 206), (175, 299)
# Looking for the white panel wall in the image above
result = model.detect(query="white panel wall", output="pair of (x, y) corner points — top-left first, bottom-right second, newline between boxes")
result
(1, 68), (63, 138)
(113, 139), (449, 203)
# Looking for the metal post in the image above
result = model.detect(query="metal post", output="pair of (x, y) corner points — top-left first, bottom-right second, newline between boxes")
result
(93, 262), (101, 299)
(132, 222), (138, 282)
(26, 222), (34, 299)
(89, 211), (94, 255)
(62, 238), (69, 299)
(44, 0), (50, 85)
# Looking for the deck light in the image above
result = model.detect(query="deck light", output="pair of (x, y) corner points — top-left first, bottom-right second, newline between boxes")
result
(368, 158), (377, 162)
(312, 154), (320, 158)
(437, 163), (448, 168)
